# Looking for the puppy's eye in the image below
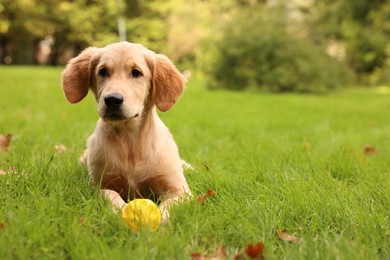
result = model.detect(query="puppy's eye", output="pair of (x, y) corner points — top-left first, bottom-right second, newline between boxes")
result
(98, 68), (109, 77)
(131, 69), (142, 78)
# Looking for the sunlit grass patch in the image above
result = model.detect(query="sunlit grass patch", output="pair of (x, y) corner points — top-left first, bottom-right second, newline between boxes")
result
(0, 66), (389, 259)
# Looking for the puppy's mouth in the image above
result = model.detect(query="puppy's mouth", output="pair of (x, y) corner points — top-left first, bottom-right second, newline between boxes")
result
(99, 93), (142, 122)
(102, 110), (139, 122)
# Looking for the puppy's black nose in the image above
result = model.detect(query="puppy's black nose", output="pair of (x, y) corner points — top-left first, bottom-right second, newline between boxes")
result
(104, 93), (124, 108)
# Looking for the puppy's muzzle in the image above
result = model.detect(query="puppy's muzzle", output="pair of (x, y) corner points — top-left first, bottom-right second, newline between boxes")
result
(104, 93), (124, 109)
(103, 93), (125, 121)
(102, 93), (139, 121)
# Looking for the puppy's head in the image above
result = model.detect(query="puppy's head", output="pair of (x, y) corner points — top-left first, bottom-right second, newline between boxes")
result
(61, 42), (185, 123)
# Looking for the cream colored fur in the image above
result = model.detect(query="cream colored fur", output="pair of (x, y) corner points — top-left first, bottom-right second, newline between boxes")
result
(61, 42), (191, 221)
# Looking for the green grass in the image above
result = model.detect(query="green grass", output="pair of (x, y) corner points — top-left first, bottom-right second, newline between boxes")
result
(0, 66), (389, 259)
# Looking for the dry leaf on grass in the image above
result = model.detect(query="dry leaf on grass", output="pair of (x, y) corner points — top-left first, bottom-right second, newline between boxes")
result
(0, 166), (23, 176)
(192, 253), (204, 260)
(197, 189), (217, 204)
(202, 161), (211, 171)
(275, 229), (300, 243)
(192, 243), (266, 260)
(364, 145), (378, 155)
(206, 190), (217, 196)
(245, 242), (265, 260)
(192, 247), (227, 260)
(233, 251), (243, 260)
(54, 144), (67, 153)
(0, 134), (12, 152)
(0, 166), (13, 175)
(193, 161), (212, 171)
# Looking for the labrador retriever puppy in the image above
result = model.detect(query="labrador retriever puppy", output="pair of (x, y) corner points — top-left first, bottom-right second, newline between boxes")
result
(61, 42), (191, 221)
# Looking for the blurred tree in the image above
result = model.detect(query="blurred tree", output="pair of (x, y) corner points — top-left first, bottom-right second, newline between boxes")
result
(0, 0), (56, 64)
(0, 0), (388, 89)
(0, 0), (177, 64)
(164, 0), (251, 69)
(310, 0), (390, 84)
(123, 0), (169, 52)
(205, 4), (354, 93)
(0, 0), (119, 64)
(47, 0), (118, 65)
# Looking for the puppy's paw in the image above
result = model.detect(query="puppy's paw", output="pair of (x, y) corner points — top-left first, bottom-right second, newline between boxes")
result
(159, 203), (170, 224)
(79, 149), (88, 164)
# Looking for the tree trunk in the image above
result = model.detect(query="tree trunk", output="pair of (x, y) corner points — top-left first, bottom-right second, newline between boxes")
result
(49, 47), (58, 66)
(74, 43), (83, 55)
(32, 39), (40, 65)
(0, 37), (9, 64)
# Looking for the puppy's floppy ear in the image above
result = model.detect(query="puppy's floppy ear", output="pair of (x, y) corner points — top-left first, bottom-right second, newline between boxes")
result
(148, 54), (185, 112)
(61, 47), (99, 103)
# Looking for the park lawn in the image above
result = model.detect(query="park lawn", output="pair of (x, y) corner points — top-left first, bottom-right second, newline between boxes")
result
(0, 66), (389, 259)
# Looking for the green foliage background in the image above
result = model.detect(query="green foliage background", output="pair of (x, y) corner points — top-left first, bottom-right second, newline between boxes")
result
(0, 0), (389, 91)
(205, 7), (355, 93)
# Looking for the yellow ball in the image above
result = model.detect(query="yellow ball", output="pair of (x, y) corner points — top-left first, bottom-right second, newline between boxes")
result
(121, 199), (162, 232)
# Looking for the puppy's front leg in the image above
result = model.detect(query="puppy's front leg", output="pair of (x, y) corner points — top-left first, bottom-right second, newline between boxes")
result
(159, 190), (192, 222)
(159, 197), (179, 223)
(100, 189), (127, 211)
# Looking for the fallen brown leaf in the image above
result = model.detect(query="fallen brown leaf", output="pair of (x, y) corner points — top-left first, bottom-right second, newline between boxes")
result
(192, 253), (204, 260)
(203, 161), (211, 171)
(196, 194), (206, 203)
(364, 145), (378, 155)
(197, 189), (217, 204)
(193, 161), (212, 171)
(0, 166), (24, 176)
(275, 229), (300, 243)
(206, 190), (217, 196)
(54, 144), (67, 153)
(191, 247), (226, 260)
(214, 247), (227, 259)
(0, 134), (12, 152)
(245, 242), (265, 260)
(234, 251), (244, 260)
